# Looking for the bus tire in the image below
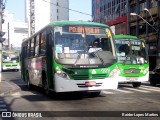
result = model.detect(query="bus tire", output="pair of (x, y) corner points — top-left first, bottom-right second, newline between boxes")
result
(88, 91), (101, 97)
(42, 72), (50, 95)
(132, 82), (141, 88)
(26, 72), (32, 90)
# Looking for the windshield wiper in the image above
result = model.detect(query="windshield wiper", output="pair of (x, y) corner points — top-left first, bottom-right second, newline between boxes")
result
(74, 50), (86, 66)
(74, 26), (90, 66)
(91, 50), (105, 66)
(74, 52), (82, 66)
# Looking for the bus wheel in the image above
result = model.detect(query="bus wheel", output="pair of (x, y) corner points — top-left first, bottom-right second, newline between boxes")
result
(26, 72), (32, 90)
(132, 82), (141, 88)
(88, 91), (101, 97)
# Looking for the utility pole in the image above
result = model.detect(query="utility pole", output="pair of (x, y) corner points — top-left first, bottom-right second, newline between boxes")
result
(157, 0), (160, 64)
(8, 22), (9, 50)
(0, 0), (2, 74)
(0, 0), (5, 75)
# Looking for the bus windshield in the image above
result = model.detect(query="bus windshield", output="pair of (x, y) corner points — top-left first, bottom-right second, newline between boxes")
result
(3, 52), (19, 63)
(115, 39), (148, 65)
(54, 25), (116, 67)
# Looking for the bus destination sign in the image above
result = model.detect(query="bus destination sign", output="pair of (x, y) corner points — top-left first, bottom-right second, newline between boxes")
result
(69, 26), (100, 34)
(64, 26), (102, 34)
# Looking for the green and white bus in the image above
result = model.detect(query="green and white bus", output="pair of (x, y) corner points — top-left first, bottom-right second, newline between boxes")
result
(1, 50), (20, 72)
(21, 21), (119, 96)
(114, 34), (149, 87)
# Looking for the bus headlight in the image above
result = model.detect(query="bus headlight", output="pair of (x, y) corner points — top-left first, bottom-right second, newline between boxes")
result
(56, 69), (62, 74)
(56, 69), (70, 79)
(143, 68), (149, 74)
(108, 66), (120, 78)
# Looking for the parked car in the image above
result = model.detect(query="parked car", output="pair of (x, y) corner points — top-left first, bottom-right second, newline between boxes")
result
(149, 65), (160, 86)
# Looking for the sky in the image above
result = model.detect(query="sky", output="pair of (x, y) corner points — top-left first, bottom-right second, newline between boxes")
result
(5, 0), (92, 22)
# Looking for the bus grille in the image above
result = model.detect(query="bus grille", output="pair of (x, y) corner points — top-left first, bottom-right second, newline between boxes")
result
(12, 65), (18, 66)
(6, 65), (11, 67)
(77, 83), (102, 88)
(71, 75), (89, 80)
(124, 69), (140, 74)
(92, 74), (107, 79)
(5, 65), (18, 67)
(71, 74), (106, 80)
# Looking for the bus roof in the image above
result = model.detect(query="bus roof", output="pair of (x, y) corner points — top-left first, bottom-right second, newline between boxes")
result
(49, 21), (109, 27)
(23, 21), (110, 43)
(114, 34), (138, 39)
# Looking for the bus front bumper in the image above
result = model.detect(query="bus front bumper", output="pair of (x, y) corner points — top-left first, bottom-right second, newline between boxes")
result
(54, 74), (118, 92)
(2, 66), (20, 70)
(118, 72), (149, 83)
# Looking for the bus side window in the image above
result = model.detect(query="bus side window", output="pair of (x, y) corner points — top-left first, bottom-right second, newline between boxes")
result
(30, 37), (35, 57)
(40, 31), (46, 55)
(27, 41), (31, 57)
(35, 35), (40, 56)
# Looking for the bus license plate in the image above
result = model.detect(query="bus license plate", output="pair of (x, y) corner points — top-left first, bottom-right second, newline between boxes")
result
(85, 81), (96, 86)
(126, 77), (137, 81)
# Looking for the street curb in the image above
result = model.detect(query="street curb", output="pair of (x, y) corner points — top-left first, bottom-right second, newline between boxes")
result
(0, 81), (21, 96)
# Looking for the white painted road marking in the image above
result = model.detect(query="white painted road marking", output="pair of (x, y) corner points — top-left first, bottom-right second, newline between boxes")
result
(102, 91), (114, 94)
(121, 87), (150, 93)
(113, 89), (133, 93)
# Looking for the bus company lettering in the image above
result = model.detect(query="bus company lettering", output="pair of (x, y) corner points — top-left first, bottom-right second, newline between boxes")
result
(122, 113), (144, 117)
(8, 112), (42, 118)
(69, 26), (100, 34)
(122, 113), (133, 117)
(122, 112), (159, 117)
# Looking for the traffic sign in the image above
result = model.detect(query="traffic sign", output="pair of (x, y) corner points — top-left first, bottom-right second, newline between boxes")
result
(0, 31), (5, 43)
(0, 38), (5, 43)
(0, 31), (5, 37)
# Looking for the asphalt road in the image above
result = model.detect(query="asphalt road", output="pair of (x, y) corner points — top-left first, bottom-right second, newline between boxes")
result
(0, 71), (160, 120)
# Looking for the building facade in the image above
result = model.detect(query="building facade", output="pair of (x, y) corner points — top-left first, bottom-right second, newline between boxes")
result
(92, 0), (127, 34)
(2, 11), (28, 51)
(128, 0), (160, 70)
(25, 0), (69, 36)
(92, 0), (160, 70)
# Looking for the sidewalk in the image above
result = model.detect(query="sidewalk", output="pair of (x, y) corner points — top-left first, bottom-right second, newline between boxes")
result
(0, 80), (21, 96)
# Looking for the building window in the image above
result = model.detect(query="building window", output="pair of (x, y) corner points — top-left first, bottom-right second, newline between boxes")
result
(149, 0), (157, 8)
(140, 1), (146, 12)
(139, 23), (146, 35)
(130, 26), (136, 36)
(130, 5), (136, 13)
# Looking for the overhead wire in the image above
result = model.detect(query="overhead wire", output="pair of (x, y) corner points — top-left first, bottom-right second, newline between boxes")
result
(41, 0), (92, 16)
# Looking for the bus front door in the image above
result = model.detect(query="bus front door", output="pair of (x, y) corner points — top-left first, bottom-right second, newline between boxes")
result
(46, 33), (54, 90)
